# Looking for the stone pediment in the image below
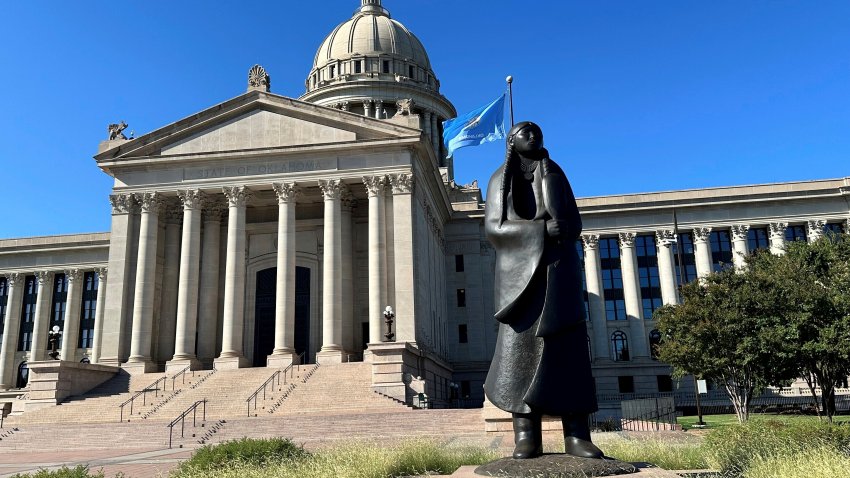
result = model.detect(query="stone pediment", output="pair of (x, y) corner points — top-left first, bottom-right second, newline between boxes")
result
(95, 90), (421, 162)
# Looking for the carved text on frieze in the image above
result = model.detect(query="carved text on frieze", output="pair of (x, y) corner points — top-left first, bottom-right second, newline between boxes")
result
(184, 158), (336, 180)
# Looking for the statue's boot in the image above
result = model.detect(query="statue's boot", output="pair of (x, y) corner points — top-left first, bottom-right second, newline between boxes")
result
(562, 414), (604, 459)
(512, 413), (543, 459)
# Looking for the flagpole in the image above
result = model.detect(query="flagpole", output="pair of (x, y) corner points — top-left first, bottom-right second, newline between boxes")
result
(506, 76), (515, 126)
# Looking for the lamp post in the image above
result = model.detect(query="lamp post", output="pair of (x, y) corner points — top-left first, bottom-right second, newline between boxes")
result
(383, 306), (395, 342)
(48, 326), (62, 360)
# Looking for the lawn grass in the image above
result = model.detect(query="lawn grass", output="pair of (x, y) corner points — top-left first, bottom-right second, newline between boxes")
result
(677, 413), (850, 430)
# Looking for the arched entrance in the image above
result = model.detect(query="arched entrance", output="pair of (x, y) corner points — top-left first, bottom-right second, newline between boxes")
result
(16, 361), (29, 389)
(253, 266), (312, 366)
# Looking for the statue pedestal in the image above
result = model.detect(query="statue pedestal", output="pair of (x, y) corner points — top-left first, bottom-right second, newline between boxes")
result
(473, 455), (638, 477)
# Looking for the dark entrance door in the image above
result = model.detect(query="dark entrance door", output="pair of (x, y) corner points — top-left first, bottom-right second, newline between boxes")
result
(253, 268), (276, 367)
(294, 266), (311, 362)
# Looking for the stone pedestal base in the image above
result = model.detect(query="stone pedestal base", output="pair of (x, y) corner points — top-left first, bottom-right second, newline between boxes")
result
(474, 455), (637, 477)
(267, 352), (299, 368)
(213, 355), (249, 370)
(121, 360), (158, 374)
(25, 361), (120, 413)
(316, 349), (346, 364)
(165, 358), (202, 374)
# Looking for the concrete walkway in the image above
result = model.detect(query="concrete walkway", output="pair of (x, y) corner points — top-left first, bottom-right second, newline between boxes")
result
(0, 447), (192, 478)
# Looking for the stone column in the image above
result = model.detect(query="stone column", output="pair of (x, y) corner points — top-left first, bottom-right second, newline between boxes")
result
(655, 230), (679, 305)
(126, 192), (162, 372)
(90, 268), (108, 363)
(268, 182), (299, 368)
(731, 225), (750, 271)
(29, 271), (53, 362)
(340, 190), (355, 353)
(619, 233), (649, 359)
(769, 222), (788, 255)
(693, 227), (713, 278)
(375, 100), (383, 119)
(197, 199), (224, 366)
(807, 219), (826, 243)
(99, 194), (137, 366)
(61, 269), (83, 362)
(168, 190), (204, 372)
(364, 175), (389, 347)
(363, 101), (372, 118)
(389, 173), (416, 342)
(157, 203), (182, 364)
(0, 274), (23, 389)
(317, 179), (345, 363)
(215, 186), (252, 369)
(581, 235), (608, 361)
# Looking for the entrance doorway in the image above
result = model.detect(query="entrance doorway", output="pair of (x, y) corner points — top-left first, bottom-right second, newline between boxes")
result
(253, 266), (312, 366)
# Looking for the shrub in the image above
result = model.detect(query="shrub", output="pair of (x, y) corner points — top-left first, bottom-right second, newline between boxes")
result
(10, 466), (107, 478)
(177, 437), (309, 472)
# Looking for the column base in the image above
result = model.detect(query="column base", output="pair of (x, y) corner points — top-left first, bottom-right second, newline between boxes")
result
(121, 360), (158, 374)
(214, 355), (249, 370)
(165, 357), (202, 374)
(267, 351), (299, 368)
(316, 349), (346, 364)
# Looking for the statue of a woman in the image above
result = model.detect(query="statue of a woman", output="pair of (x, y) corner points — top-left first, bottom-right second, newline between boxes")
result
(483, 121), (603, 459)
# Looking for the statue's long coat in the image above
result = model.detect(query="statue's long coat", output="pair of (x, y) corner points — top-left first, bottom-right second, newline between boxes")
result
(483, 158), (597, 415)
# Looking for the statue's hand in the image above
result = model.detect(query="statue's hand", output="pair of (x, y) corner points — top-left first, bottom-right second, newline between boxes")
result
(546, 219), (566, 238)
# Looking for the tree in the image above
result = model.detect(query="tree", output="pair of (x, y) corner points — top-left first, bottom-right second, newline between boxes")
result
(654, 267), (797, 423)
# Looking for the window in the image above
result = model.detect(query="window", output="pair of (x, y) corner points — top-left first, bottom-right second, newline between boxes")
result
(785, 225), (807, 242)
(79, 271), (99, 348)
(354, 60), (362, 74)
(649, 329), (662, 360)
(49, 274), (68, 348)
(657, 375), (673, 393)
(0, 277), (7, 336)
(18, 275), (37, 352)
(382, 60), (390, 73)
(329, 65), (336, 78)
(618, 376), (635, 394)
(409, 65), (415, 78)
(576, 240), (590, 320)
(456, 289), (466, 307)
(460, 380), (471, 399)
(636, 235), (662, 319)
(748, 227), (770, 251)
(455, 254), (464, 272)
(673, 232), (698, 285)
(16, 361), (29, 389)
(825, 222), (846, 235)
(611, 331), (629, 361)
(600, 237), (626, 320)
(709, 230), (733, 271)
(458, 324), (468, 343)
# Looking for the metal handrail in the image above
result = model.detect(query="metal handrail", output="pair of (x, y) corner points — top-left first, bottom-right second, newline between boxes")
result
(167, 399), (207, 449)
(170, 366), (192, 391)
(245, 353), (306, 417)
(285, 352), (306, 382)
(620, 406), (678, 432)
(118, 376), (167, 422)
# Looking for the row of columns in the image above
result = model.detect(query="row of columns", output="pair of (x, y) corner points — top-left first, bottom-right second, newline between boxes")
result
(0, 268), (108, 389)
(581, 219), (843, 362)
(105, 173), (415, 371)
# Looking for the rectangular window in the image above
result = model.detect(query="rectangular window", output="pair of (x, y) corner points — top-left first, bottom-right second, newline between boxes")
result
(657, 375), (674, 393)
(785, 225), (807, 243)
(382, 60), (390, 74)
(408, 65), (415, 78)
(354, 60), (362, 74)
(456, 289), (466, 307)
(458, 324), (468, 343)
(636, 235), (662, 319)
(78, 271), (99, 349)
(825, 222), (846, 235)
(18, 275), (37, 352)
(0, 277), (7, 336)
(49, 274), (68, 348)
(618, 376), (635, 394)
(710, 230), (733, 272)
(460, 380), (471, 399)
(455, 254), (465, 272)
(600, 237), (626, 320)
(748, 227), (770, 251)
(329, 65), (336, 78)
(673, 232), (698, 285)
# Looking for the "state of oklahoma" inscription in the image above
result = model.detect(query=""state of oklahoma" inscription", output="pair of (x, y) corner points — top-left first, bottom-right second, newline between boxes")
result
(184, 157), (337, 180)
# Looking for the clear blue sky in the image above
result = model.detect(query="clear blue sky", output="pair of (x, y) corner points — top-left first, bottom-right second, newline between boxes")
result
(1, 1), (849, 239)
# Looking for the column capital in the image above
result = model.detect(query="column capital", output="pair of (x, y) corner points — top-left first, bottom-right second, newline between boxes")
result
(34, 270), (53, 285)
(222, 186), (253, 207)
(109, 193), (136, 215)
(731, 224), (750, 241)
(769, 222), (788, 238)
(201, 197), (226, 221)
(4, 272), (22, 287)
(64, 269), (82, 283)
(319, 179), (343, 200)
(134, 192), (163, 214)
(655, 229), (676, 246)
(618, 232), (636, 248)
(95, 267), (108, 281)
(362, 175), (388, 197)
(692, 227), (712, 242)
(163, 201), (184, 225)
(581, 234), (600, 250)
(272, 182), (300, 204)
(389, 173), (414, 194)
(177, 189), (205, 210)
(341, 188), (357, 211)
(807, 219), (826, 238)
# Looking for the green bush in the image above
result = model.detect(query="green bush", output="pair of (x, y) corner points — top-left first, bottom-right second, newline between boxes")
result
(10, 466), (108, 478)
(177, 437), (309, 472)
(703, 419), (850, 475)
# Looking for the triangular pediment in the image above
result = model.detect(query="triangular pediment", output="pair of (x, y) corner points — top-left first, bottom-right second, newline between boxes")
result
(95, 90), (422, 161)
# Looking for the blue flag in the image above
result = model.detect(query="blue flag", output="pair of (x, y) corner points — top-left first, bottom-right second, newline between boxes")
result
(442, 94), (506, 158)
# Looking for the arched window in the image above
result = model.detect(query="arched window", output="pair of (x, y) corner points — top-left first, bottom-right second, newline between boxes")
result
(16, 361), (29, 389)
(649, 329), (662, 360)
(611, 331), (629, 362)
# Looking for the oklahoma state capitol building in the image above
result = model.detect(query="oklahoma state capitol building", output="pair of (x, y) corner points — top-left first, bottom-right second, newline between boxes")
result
(1, 0), (849, 408)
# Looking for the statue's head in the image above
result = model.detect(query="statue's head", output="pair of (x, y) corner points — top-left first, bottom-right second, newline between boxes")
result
(508, 121), (544, 156)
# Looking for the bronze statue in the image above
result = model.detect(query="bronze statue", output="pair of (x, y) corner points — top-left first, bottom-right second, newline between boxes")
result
(484, 121), (603, 460)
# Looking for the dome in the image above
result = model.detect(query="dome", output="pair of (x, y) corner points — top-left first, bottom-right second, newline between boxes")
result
(312, 1), (432, 73)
